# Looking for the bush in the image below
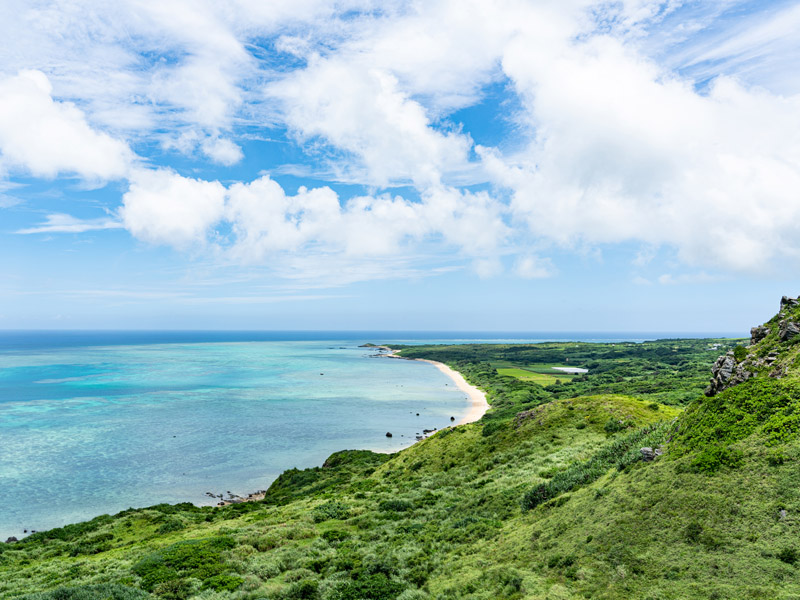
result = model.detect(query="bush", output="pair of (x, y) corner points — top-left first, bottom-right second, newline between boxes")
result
(684, 522), (703, 544)
(18, 585), (151, 600)
(282, 579), (319, 599)
(330, 573), (404, 600)
(733, 345), (748, 362)
(777, 547), (799, 565)
(201, 573), (243, 592)
(322, 530), (350, 543)
(312, 501), (351, 522)
(681, 445), (744, 474)
(132, 536), (236, 591)
(153, 578), (192, 600)
(481, 421), (506, 437)
(603, 418), (629, 434)
(378, 499), (412, 513)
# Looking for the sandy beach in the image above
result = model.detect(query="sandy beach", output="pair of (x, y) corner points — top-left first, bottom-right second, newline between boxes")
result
(410, 358), (489, 425)
(376, 346), (489, 426)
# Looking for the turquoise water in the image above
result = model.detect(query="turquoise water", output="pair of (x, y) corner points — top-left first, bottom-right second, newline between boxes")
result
(0, 339), (473, 539)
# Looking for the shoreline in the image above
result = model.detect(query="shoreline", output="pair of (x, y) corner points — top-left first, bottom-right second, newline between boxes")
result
(375, 346), (489, 425)
(400, 358), (489, 426)
(213, 350), (488, 507)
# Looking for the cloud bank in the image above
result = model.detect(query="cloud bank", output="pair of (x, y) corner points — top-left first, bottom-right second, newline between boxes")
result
(3, 0), (800, 280)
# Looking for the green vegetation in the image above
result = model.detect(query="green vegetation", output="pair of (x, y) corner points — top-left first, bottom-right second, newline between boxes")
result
(12, 316), (800, 599)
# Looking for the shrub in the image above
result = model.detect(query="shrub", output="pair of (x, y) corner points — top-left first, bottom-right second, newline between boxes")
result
(132, 536), (236, 591)
(153, 578), (192, 600)
(278, 579), (319, 599)
(330, 573), (404, 600)
(322, 530), (350, 543)
(312, 501), (351, 522)
(482, 421), (506, 437)
(17, 585), (151, 600)
(378, 499), (412, 512)
(604, 418), (629, 434)
(681, 445), (744, 474)
(522, 422), (670, 510)
(777, 547), (799, 565)
(733, 345), (748, 362)
(684, 522), (703, 544)
(201, 573), (244, 592)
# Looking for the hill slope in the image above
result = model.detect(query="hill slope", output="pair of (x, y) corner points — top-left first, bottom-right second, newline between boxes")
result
(6, 302), (800, 599)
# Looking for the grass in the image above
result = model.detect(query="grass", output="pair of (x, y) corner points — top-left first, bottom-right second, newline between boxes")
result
(6, 324), (800, 600)
(495, 367), (571, 386)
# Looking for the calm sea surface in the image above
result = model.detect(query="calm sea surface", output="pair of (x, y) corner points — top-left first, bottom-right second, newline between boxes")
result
(0, 330), (734, 539)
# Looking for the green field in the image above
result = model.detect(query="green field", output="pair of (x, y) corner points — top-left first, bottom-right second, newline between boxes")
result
(495, 366), (575, 386)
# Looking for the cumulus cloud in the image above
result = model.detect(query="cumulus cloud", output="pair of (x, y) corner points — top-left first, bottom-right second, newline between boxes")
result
(120, 171), (508, 272)
(5, 0), (800, 282)
(119, 169), (226, 247)
(489, 25), (800, 273)
(0, 70), (132, 180)
(269, 62), (473, 187)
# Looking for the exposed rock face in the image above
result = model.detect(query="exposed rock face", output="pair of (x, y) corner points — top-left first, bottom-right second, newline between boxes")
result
(779, 320), (800, 341)
(640, 447), (663, 462)
(706, 295), (800, 396)
(705, 351), (754, 396)
(750, 325), (770, 345)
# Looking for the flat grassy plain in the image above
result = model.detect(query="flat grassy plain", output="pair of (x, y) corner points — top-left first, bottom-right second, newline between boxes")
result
(12, 328), (800, 599)
(494, 366), (575, 386)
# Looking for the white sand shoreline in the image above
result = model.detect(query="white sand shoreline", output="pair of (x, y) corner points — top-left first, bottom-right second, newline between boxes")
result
(377, 346), (489, 426)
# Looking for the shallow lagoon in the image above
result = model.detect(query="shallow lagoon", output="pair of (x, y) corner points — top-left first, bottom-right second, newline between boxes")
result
(0, 339), (469, 539)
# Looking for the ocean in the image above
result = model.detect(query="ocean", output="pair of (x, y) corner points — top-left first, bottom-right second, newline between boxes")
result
(0, 330), (733, 539)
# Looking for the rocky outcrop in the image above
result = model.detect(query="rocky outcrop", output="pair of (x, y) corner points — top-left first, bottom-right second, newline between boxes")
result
(706, 295), (800, 396)
(750, 325), (770, 345)
(640, 447), (663, 461)
(705, 351), (754, 396)
(779, 320), (800, 341)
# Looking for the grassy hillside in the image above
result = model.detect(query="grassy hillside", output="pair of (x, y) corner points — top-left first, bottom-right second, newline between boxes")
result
(10, 318), (800, 600)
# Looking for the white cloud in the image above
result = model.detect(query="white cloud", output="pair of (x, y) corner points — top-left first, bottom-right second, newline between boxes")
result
(515, 255), (555, 279)
(0, 70), (133, 180)
(119, 169), (227, 247)
(117, 171), (508, 280)
(3, 0), (800, 283)
(269, 61), (473, 187)
(201, 137), (244, 166)
(488, 24), (800, 274)
(16, 213), (123, 234)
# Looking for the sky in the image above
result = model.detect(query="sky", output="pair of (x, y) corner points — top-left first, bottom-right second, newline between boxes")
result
(1, 0), (799, 332)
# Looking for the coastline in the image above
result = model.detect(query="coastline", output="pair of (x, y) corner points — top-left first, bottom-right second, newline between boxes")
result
(374, 346), (489, 426)
(406, 358), (489, 426)
(214, 351), (488, 507)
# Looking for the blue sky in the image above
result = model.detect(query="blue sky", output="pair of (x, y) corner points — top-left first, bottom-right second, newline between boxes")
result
(1, 0), (799, 332)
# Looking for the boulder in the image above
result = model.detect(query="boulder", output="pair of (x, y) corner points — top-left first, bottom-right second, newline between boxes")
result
(750, 325), (770, 345)
(781, 296), (800, 310)
(779, 320), (800, 341)
(5, 536), (18, 543)
(385, 432), (392, 437)
(640, 447), (663, 462)
(705, 351), (753, 396)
